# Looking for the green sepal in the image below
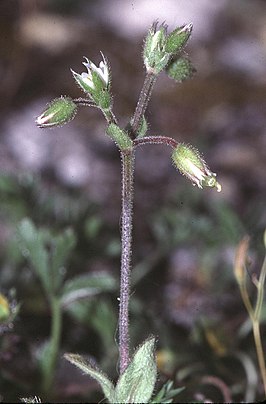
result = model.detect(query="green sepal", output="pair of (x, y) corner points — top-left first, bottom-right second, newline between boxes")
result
(64, 353), (116, 403)
(143, 24), (170, 74)
(115, 336), (157, 403)
(71, 69), (95, 94)
(165, 23), (193, 54)
(166, 57), (196, 83)
(97, 90), (112, 110)
(106, 123), (133, 150)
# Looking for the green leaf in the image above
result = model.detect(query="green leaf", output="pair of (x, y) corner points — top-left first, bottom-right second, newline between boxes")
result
(166, 57), (196, 83)
(17, 219), (50, 293)
(61, 272), (117, 305)
(64, 353), (115, 403)
(65, 298), (117, 352)
(151, 380), (185, 403)
(115, 336), (157, 403)
(50, 228), (76, 292)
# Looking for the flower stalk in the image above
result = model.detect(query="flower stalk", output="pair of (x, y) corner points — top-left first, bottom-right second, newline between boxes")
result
(128, 72), (157, 138)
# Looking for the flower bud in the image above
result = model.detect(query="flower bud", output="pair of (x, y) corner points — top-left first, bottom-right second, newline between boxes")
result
(165, 23), (193, 54)
(35, 96), (77, 128)
(166, 57), (196, 83)
(143, 23), (170, 74)
(172, 144), (221, 192)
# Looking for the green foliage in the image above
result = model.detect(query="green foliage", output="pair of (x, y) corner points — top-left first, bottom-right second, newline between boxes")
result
(64, 353), (116, 403)
(65, 336), (157, 404)
(17, 218), (76, 296)
(61, 272), (117, 305)
(151, 380), (185, 403)
(115, 337), (157, 403)
(152, 195), (244, 249)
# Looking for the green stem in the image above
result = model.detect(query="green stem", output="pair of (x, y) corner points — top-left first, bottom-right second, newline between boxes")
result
(253, 320), (266, 396)
(42, 296), (62, 395)
(254, 255), (266, 320)
(119, 149), (135, 374)
(253, 254), (266, 397)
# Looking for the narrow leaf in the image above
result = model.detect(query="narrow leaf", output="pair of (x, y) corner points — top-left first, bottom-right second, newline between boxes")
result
(115, 336), (157, 403)
(64, 353), (116, 403)
(50, 228), (76, 292)
(61, 272), (117, 306)
(17, 219), (50, 293)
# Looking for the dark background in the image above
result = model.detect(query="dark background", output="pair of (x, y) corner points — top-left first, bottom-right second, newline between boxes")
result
(0, 0), (265, 402)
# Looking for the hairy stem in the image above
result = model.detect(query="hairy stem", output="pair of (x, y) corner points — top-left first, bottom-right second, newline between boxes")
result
(129, 72), (156, 138)
(134, 135), (178, 149)
(119, 149), (135, 373)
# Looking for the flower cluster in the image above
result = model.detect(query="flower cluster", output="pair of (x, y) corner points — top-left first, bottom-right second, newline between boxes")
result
(143, 22), (193, 75)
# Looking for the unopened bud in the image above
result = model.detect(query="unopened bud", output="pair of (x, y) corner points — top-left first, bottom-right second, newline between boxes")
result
(143, 23), (170, 74)
(172, 144), (221, 192)
(36, 96), (77, 128)
(166, 23), (193, 54)
(166, 57), (196, 83)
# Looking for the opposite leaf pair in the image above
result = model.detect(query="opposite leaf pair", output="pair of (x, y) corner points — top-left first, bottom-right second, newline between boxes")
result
(65, 336), (157, 404)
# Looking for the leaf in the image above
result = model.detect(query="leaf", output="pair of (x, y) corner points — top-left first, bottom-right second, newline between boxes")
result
(50, 228), (76, 292)
(61, 272), (117, 306)
(17, 219), (50, 293)
(65, 298), (117, 352)
(64, 353), (115, 403)
(115, 336), (157, 403)
(151, 380), (185, 403)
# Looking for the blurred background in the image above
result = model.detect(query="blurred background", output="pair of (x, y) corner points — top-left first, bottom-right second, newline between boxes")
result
(0, 0), (266, 402)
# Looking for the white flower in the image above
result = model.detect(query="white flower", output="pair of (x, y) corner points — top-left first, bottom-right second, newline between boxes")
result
(71, 53), (109, 92)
